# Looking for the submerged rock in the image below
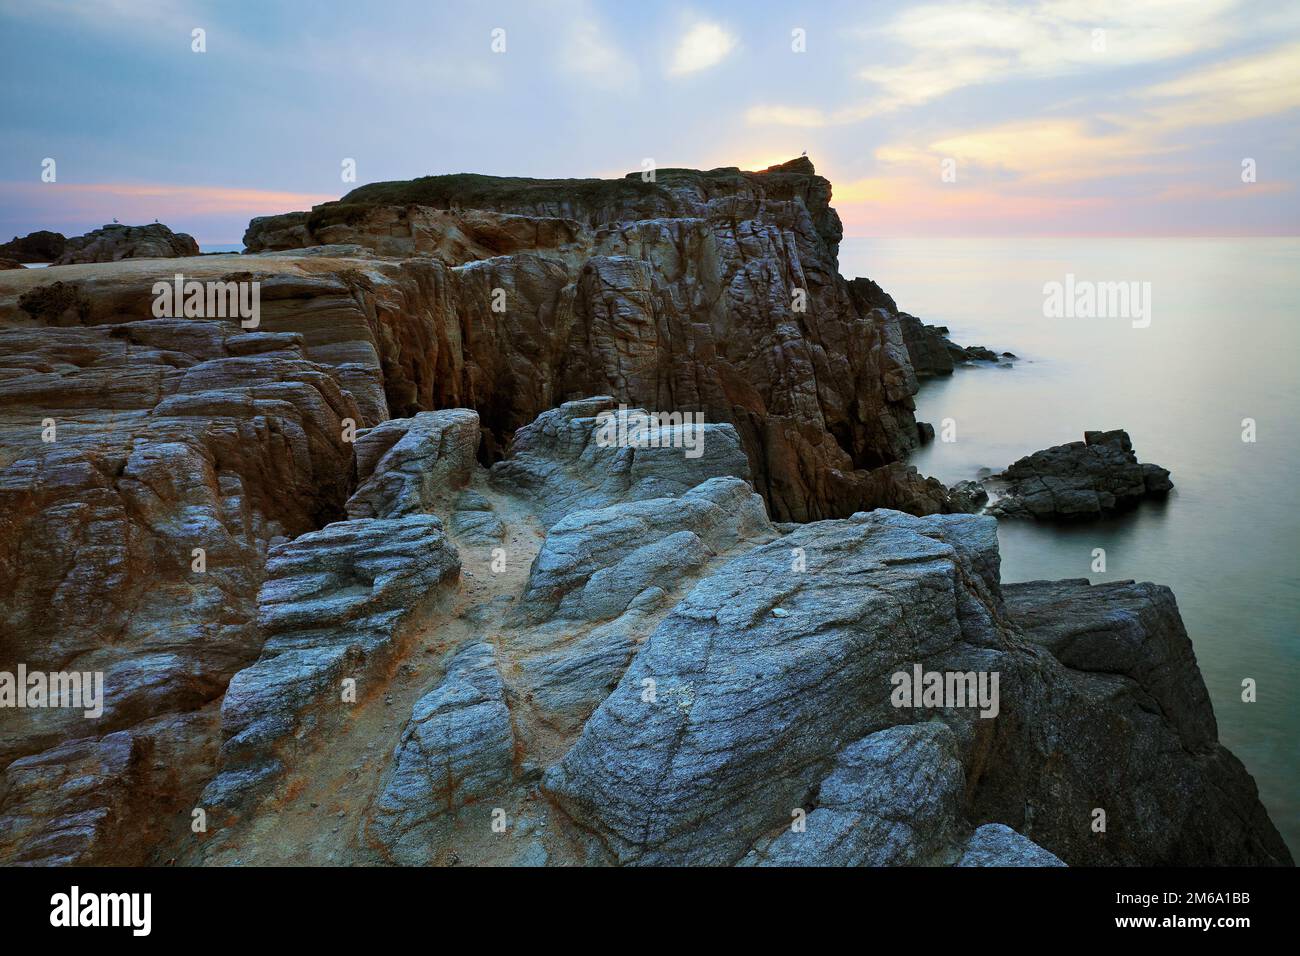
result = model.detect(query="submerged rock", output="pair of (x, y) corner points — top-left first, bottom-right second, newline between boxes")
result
(987, 429), (1173, 519)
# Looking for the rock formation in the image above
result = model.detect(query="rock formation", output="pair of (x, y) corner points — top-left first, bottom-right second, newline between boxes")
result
(0, 161), (1288, 868)
(0, 230), (66, 264)
(52, 223), (200, 265)
(987, 429), (1173, 519)
(242, 157), (955, 521)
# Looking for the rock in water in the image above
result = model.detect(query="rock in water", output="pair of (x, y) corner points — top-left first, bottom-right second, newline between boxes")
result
(987, 429), (1173, 518)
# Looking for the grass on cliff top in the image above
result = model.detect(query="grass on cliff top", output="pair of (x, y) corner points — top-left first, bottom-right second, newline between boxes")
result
(335, 172), (665, 211)
(303, 161), (815, 228)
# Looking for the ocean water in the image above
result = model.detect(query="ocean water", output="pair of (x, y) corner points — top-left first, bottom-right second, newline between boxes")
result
(840, 237), (1299, 857)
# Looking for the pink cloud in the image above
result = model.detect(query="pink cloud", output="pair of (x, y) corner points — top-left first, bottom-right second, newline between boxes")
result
(0, 182), (338, 245)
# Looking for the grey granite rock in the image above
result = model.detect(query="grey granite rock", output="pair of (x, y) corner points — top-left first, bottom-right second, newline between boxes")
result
(543, 510), (1006, 865)
(543, 506), (1291, 866)
(741, 723), (967, 866)
(489, 398), (755, 527)
(519, 475), (774, 624)
(366, 642), (514, 865)
(958, 823), (1066, 867)
(346, 409), (480, 518)
(204, 515), (460, 810)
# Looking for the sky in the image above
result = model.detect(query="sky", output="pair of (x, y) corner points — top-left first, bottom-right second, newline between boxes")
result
(1, 0), (1297, 244)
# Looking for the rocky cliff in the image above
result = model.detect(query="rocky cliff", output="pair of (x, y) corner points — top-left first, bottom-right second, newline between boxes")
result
(0, 160), (1289, 867)
(243, 157), (949, 521)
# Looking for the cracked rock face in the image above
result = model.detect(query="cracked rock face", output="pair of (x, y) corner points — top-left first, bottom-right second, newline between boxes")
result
(244, 158), (950, 522)
(987, 429), (1173, 519)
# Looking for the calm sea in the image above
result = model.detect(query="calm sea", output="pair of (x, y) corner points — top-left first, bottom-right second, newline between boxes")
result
(840, 237), (1299, 856)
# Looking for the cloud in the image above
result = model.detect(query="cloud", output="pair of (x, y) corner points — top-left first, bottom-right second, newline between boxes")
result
(1139, 41), (1300, 128)
(747, 0), (1254, 127)
(877, 118), (1171, 185)
(559, 13), (638, 91)
(668, 21), (737, 76)
(0, 182), (337, 244)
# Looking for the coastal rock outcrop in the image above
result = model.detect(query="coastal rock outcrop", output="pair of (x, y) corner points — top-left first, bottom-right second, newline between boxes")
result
(987, 429), (1173, 519)
(242, 157), (949, 521)
(0, 230), (66, 264)
(52, 223), (200, 265)
(540, 502), (1287, 866)
(897, 313), (1008, 377)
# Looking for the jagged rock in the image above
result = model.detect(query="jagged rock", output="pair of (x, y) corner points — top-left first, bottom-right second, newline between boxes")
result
(0, 258), (24, 270)
(987, 429), (1173, 519)
(740, 723), (969, 866)
(518, 475), (774, 624)
(0, 230), (66, 263)
(949, 479), (989, 513)
(0, 315), (362, 848)
(543, 510), (1290, 866)
(52, 223), (200, 265)
(543, 510), (1008, 865)
(346, 409), (480, 518)
(0, 162), (1289, 870)
(958, 824), (1065, 867)
(0, 731), (137, 865)
(365, 642), (514, 865)
(0, 709), (219, 866)
(897, 313), (1003, 377)
(489, 398), (755, 527)
(242, 159), (947, 521)
(203, 513), (460, 811)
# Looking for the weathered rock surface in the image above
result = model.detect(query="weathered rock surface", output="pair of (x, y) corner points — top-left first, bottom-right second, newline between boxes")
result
(364, 642), (515, 865)
(987, 429), (1173, 519)
(740, 723), (971, 866)
(0, 230), (66, 263)
(542, 509), (1289, 866)
(243, 158), (954, 521)
(489, 397), (755, 527)
(518, 475), (773, 625)
(346, 409), (479, 519)
(53, 223), (200, 265)
(202, 514), (460, 811)
(958, 823), (1065, 867)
